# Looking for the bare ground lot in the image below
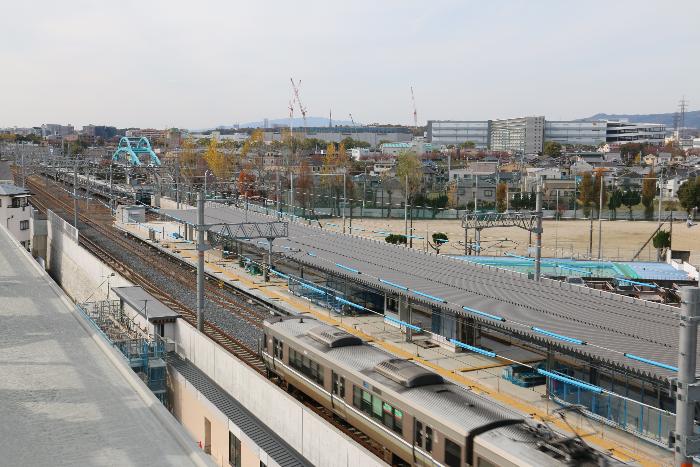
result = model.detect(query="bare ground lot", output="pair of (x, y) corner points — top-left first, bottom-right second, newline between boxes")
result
(336, 217), (700, 265)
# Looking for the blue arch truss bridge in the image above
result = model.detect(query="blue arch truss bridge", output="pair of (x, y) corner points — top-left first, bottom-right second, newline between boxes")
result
(112, 137), (161, 166)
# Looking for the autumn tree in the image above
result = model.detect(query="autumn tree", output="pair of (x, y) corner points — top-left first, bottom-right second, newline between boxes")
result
(641, 177), (656, 220)
(577, 172), (595, 217)
(179, 137), (205, 187)
(295, 159), (313, 216)
(496, 182), (507, 212)
(237, 165), (256, 198)
(203, 137), (231, 184)
(396, 151), (422, 203)
(543, 141), (562, 158)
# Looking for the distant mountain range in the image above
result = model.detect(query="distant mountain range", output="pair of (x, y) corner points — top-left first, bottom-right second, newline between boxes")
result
(579, 110), (700, 129)
(218, 116), (354, 130)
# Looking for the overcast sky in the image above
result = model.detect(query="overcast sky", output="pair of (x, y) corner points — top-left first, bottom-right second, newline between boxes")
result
(2, 0), (698, 129)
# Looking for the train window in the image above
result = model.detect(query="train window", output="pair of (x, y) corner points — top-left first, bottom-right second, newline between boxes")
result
(372, 395), (383, 421)
(332, 372), (345, 398)
(415, 421), (423, 446)
(361, 389), (372, 415)
(425, 426), (433, 453)
(353, 386), (362, 408)
(288, 349), (324, 385)
(444, 438), (461, 467)
(393, 409), (403, 435)
(382, 402), (393, 428)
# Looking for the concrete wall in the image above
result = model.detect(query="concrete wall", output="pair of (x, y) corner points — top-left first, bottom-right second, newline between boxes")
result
(174, 320), (386, 467)
(46, 208), (131, 302)
(171, 369), (274, 467)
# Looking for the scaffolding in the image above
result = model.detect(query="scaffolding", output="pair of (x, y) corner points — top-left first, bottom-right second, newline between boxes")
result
(78, 300), (167, 403)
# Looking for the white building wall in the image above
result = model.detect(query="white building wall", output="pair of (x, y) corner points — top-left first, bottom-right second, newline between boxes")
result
(0, 194), (31, 247)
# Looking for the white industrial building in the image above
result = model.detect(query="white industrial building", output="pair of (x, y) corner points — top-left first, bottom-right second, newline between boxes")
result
(427, 118), (667, 152)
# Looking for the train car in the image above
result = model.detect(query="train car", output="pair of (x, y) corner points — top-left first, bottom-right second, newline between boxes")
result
(262, 316), (625, 467)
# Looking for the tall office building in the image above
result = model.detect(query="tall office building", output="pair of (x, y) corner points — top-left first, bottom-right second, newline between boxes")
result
(490, 116), (545, 154)
(543, 121), (607, 147)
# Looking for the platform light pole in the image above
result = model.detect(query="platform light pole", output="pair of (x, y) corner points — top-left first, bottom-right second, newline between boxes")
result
(196, 191), (205, 332)
(534, 181), (543, 281)
(674, 287), (700, 467)
(597, 177), (604, 260)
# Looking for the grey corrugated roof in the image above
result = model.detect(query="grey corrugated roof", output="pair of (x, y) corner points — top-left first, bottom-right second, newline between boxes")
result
(169, 354), (312, 467)
(160, 206), (697, 382)
(112, 286), (180, 321)
(0, 183), (29, 196)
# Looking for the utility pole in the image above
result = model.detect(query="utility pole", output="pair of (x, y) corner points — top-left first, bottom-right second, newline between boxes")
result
(598, 178), (604, 260)
(342, 173), (346, 234)
(109, 162), (114, 214)
(73, 157), (79, 228)
(404, 174), (408, 238)
(535, 180), (543, 281)
(289, 172), (294, 218)
(658, 171), (664, 228)
(196, 191), (205, 332)
(674, 287), (700, 467)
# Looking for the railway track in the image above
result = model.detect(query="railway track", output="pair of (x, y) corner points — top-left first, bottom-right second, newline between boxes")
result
(27, 177), (267, 372)
(26, 173), (388, 458)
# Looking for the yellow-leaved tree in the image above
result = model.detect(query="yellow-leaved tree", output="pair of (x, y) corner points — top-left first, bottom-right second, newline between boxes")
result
(204, 137), (231, 181)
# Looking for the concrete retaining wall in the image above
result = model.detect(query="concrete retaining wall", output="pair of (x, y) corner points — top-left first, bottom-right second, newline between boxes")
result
(174, 320), (386, 467)
(46, 209), (130, 302)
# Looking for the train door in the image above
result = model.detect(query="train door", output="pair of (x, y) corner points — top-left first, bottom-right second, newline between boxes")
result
(414, 419), (435, 465)
(331, 371), (347, 418)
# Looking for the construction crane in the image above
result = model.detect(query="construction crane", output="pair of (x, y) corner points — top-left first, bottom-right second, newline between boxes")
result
(410, 86), (418, 129)
(349, 113), (356, 138)
(290, 78), (307, 130)
(288, 99), (295, 138)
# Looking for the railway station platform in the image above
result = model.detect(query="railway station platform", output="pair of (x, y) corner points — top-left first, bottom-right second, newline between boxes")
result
(0, 224), (212, 466)
(117, 216), (675, 466)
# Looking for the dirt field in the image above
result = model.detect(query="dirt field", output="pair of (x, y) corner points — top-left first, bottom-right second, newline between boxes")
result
(335, 217), (699, 265)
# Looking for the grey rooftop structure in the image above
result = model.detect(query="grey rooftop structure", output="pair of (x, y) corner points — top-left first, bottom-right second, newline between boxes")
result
(0, 225), (211, 466)
(0, 183), (30, 196)
(160, 205), (696, 383)
(113, 285), (180, 323)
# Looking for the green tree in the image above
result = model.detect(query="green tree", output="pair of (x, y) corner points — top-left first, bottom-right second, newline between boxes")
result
(385, 234), (407, 245)
(577, 172), (594, 217)
(678, 176), (700, 216)
(430, 232), (448, 254)
(543, 141), (562, 158)
(339, 137), (371, 149)
(459, 141), (476, 149)
(511, 192), (522, 211)
(641, 177), (656, 220)
(607, 189), (623, 220)
(496, 182), (507, 212)
(652, 230), (671, 261)
(621, 189), (641, 220)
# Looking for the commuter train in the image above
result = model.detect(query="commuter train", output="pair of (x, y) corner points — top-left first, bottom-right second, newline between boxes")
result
(262, 316), (625, 467)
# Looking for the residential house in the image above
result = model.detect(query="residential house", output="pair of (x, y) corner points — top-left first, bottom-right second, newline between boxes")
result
(0, 184), (32, 249)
